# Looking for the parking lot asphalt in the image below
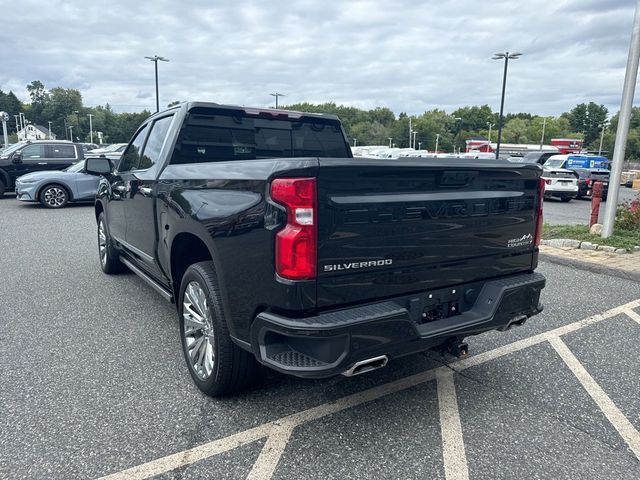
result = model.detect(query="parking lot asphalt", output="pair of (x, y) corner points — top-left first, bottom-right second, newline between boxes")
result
(543, 186), (638, 225)
(1, 196), (639, 480)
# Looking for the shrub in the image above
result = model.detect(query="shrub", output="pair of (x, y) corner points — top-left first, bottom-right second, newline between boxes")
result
(615, 193), (640, 232)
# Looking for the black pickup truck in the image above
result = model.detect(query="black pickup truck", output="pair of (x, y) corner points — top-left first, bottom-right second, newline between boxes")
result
(87, 102), (546, 396)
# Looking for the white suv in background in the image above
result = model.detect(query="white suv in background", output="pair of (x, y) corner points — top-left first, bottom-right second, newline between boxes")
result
(541, 164), (579, 202)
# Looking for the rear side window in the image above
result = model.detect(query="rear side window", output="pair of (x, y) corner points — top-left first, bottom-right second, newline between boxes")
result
(171, 111), (349, 164)
(51, 145), (76, 158)
(118, 124), (149, 172)
(139, 115), (174, 169)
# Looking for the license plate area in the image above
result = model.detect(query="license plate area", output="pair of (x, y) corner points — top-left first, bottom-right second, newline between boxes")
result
(417, 282), (483, 324)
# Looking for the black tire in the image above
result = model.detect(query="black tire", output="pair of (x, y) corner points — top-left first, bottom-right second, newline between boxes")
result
(39, 184), (69, 208)
(178, 261), (257, 396)
(97, 212), (126, 274)
(560, 197), (572, 202)
(0, 179), (5, 197)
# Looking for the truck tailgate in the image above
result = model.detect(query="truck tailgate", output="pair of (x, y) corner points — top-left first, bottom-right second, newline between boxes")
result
(316, 157), (542, 308)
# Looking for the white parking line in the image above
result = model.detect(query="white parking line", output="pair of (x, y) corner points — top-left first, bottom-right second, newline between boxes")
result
(96, 298), (640, 480)
(549, 336), (640, 459)
(246, 423), (295, 480)
(437, 368), (469, 480)
(624, 308), (640, 325)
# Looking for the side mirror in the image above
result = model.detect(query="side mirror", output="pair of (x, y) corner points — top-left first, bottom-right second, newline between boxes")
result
(12, 152), (22, 163)
(86, 157), (112, 175)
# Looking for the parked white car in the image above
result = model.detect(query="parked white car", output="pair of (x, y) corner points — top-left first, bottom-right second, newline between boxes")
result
(541, 166), (579, 202)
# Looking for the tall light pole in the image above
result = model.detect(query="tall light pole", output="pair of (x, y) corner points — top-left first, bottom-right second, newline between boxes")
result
(388, 137), (393, 148)
(408, 117), (412, 148)
(353, 138), (357, 147)
(435, 133), (440, 153)
(598, 122), (608, 155)
(602, 0), (640, 238)
(69, 125), (74, 142)
(454, 117), (463, 153)
(539, 117), (547, 151)
(270, 92), (285, 109)
(418, 141), (422, 150)
(492, 52), (522, 159)
(48, 121), (52, 140)
(413, 131), (417, 150)
(145, 55), (170, 112)
(487, 122), (494, 143)
(88, 114), (94, 144)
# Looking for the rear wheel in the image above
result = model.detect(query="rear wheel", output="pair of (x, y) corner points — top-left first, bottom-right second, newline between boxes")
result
(179, 261), (257, 396)
(40, 184), (68, 208)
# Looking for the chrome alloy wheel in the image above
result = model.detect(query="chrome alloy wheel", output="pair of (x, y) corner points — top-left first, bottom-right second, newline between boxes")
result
(183, 281), (215, 380)
(42, 186), (66, 207)
(98, 220), (107, 266)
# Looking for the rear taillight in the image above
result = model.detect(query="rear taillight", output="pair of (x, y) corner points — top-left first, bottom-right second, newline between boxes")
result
(534, 177), (545, 247)
(271, 178), (317, 280)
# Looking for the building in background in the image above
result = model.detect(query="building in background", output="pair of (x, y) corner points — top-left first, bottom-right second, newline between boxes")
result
(466, 137), (583, 157)
(549, 139), (583, 154)
(17, 124), (56, 141)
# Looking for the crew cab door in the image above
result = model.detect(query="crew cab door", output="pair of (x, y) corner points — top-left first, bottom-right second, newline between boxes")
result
(122, 114), (175, 280)
(105, 124), (150, 245)
(14, 143), (49, 175)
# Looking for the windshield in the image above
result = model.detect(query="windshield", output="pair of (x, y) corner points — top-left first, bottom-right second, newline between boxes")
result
(1, 142), (27, 156)
(65, 160), (86, 173)
(545, 159), (565, 168)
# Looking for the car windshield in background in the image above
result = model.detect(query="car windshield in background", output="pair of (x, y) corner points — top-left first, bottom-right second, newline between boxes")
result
(65, 160), (85, 173)
(95, 144), (122, 153)
(0, 143), (27, 157)
(171, 111), (350, 164)
(545, 159), (565, 168)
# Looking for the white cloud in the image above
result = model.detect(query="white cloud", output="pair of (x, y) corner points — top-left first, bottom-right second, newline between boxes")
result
(0, 0), (637, 115)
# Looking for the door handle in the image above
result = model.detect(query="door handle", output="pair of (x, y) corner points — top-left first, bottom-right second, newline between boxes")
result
(139, 187), (153, 197)
(37, 162), (47, 165)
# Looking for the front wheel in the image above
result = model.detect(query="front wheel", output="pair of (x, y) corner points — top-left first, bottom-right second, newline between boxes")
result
(40, 184), (68, 208)
(98, 212), (125, 274)
(179, 261), (257, 396)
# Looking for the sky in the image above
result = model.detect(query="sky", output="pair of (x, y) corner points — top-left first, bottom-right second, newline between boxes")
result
(0, 0), (637, 116)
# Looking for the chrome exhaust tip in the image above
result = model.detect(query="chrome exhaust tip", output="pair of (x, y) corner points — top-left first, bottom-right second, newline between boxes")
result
(341, 355), (389, 377)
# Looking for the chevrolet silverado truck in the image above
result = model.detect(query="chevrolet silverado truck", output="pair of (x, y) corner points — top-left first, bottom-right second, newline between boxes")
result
(87, 102), (546, 396)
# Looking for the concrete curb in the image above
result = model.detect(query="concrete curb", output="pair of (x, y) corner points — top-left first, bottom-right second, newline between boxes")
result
(539, 252), (640, 283)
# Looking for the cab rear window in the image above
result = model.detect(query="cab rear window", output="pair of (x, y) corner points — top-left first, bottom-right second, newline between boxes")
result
(171, 110), (349, 164)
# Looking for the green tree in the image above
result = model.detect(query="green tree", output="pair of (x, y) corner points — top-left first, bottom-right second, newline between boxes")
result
(501, 118), (531, 143)
(562, 102), (608, 145)
(350, 121), (390, 146)
(0, 90), (24, 134)
(452, 105), (497, 131)
(26, 80), (49, 125)
(40, 87), (83, 139)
